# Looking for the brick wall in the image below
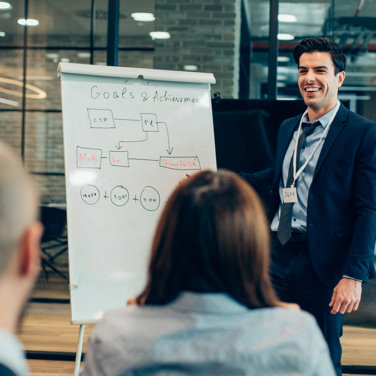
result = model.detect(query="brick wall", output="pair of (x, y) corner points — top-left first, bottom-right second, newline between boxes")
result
(154, 0), (241, 98)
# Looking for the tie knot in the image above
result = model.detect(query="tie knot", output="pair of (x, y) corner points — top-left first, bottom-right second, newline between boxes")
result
(301, 121), (319, 136)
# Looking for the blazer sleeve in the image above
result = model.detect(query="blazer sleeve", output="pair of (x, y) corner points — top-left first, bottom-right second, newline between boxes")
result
(239, 168), (274, 205)
(343, 121), (376, 281)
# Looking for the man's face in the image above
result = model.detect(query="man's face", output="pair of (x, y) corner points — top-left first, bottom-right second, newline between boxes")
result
(298, 51), (345, 114)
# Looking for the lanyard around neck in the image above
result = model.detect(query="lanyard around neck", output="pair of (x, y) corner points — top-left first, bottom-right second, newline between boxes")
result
(291, 104), (339, 187)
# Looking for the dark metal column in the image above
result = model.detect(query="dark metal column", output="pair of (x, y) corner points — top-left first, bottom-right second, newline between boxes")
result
(90, 0), (96, 64)
(239, 1), (252, 99)
(21, 0), (29, 161)
(267, 0), (279, 100)
(107, 0), (119, 66)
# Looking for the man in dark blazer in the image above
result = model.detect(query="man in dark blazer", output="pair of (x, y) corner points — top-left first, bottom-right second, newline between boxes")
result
(241, 37), (376, 375)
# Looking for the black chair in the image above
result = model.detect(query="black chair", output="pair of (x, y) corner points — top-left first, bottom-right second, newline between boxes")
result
(40, 205), (68, 280)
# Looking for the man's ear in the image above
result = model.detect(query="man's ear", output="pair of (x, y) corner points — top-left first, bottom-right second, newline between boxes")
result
(337, 71), (346, 88)
(18, 221), (44, 277)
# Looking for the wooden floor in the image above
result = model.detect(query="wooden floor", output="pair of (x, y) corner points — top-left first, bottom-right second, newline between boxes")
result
(16, 264), (376, 375)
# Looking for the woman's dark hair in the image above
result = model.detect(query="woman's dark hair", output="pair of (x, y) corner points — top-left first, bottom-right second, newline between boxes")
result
(136, 169), (280, 309)
(293, 37), (346, 74)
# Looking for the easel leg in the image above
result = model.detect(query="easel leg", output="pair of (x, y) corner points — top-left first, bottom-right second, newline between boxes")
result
(74, 324), (86, 376)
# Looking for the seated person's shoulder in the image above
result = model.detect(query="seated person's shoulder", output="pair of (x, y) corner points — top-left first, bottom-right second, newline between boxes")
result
(0, 363), (18, 376)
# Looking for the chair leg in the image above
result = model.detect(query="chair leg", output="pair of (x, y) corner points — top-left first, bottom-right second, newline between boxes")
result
(42, 257), (68, 280)
(49, 246), (68, 262)
(41, 259), (50, 281)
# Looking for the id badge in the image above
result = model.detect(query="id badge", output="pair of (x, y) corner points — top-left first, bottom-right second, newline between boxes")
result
(282, 187), (297, 203)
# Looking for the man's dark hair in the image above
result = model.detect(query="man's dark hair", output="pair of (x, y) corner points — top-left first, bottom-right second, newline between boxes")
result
(293, 37), (346, 74)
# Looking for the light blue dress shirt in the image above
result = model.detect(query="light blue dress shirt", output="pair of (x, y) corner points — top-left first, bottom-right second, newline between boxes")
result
(271, 101), (340, 232)
(0, 328), (28, 376)
(81, 291), (335, 376)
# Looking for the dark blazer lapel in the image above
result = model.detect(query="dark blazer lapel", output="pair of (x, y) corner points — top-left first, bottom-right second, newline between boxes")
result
(313, 104), (349, 180)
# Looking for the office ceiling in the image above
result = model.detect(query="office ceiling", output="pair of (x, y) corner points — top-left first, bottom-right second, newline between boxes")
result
(247, 0), (376, 47)
(245, 0), (376, 89)
(0, 0), (375, 49)
(1, 0), (376, 89)
(0, 0), (155, 38)
(0, 0), (374, 43)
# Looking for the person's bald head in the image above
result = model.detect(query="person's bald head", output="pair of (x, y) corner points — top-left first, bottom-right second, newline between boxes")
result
(0, 142), (39, 276)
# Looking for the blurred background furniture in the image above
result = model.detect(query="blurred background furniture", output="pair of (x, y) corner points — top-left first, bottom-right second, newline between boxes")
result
(40, 204), (68, 281)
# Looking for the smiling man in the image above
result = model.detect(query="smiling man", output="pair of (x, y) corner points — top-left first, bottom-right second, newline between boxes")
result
(298, 51), (345, 119)
(241, 37), (376, 375)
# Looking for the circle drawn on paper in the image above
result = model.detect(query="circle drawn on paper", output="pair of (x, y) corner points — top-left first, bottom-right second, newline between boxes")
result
(80, 185), (100, 205)
(140, 186), (160, 211)
(110, 185), (129, 207)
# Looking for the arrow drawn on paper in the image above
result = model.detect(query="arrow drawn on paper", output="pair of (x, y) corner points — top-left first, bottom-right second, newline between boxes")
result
(158, 122), (174, 155)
